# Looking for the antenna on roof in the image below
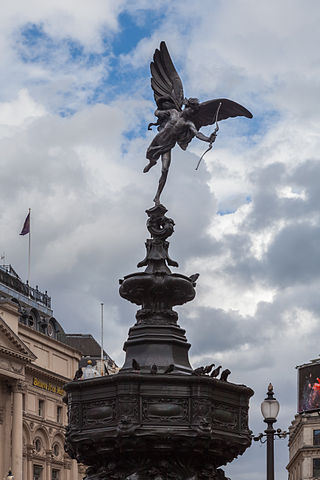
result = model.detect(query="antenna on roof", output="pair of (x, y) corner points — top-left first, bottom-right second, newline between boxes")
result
(100, 303), (104, 376)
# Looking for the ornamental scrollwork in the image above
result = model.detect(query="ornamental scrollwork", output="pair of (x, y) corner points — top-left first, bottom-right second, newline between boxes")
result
(142, 397), (188, 423)
(82, 399), (116, 427)
(68, 402), (81, 428)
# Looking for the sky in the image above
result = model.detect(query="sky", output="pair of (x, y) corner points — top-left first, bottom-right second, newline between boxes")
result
(1, 1), (320, 478)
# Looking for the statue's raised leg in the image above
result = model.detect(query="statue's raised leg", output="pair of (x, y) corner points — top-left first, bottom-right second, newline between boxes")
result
(153, 151), (171, 205)
(143, 159), (157, 173)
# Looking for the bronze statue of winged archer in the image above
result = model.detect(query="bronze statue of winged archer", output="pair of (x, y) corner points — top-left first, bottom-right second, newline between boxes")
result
(144, 41), (253, 205)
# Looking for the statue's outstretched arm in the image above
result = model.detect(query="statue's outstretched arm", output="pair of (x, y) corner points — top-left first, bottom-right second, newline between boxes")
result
(189, 124), (216, 144)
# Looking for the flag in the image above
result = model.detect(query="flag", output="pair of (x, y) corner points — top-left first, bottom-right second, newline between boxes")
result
(20, 212), (30, 235)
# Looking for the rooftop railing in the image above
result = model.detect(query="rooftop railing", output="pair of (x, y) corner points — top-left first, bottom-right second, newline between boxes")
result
(0, 264), (51, 309)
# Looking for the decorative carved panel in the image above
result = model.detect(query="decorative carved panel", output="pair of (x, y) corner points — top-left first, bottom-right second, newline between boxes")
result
(142, 397), (189, 423)
(192, 398), (212, 423)
(68, 403), (81, 428)
(118, 395), (139, 420)
(211, 401), (238, 431)
(82, 399), (116, 427)
(240, 406), (249, 431)
(0, 358), (24, 376)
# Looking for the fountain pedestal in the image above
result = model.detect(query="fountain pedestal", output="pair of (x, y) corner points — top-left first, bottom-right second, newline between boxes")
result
(64, 205), (253, 479)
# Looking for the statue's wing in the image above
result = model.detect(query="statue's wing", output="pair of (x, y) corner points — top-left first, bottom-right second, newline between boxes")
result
(150, 41), (184, 111)
(192, 98), (253, 130)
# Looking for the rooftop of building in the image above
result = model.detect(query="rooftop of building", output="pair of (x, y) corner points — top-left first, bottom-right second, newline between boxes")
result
(64, 334), (114, 362)
(296, 357), (320, 369)
(0, 264), (52, 315)
(0, 264), (117, 368)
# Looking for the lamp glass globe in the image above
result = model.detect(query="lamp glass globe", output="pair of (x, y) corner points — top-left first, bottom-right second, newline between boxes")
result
(261, 398), (280, 421)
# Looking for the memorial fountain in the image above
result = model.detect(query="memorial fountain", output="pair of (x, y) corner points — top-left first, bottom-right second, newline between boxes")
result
(64, 41), (254, 480)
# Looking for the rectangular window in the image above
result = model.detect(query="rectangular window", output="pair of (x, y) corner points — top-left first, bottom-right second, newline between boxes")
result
(314, 430), (320, 445)
(33, 464), (43, 480)
(22, 393), (26, 412)
(313, 458), (320, 477)
(57, 406), (63, 424)
(38, 399), (44, 417)
(52, 469), (60, 480)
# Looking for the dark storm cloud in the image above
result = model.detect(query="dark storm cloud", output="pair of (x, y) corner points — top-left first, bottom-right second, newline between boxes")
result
(265, 223), (320, 287)
(183, 306), (256, 357)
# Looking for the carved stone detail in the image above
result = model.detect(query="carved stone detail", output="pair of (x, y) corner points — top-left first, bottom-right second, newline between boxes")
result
(212, 402), (238, 431)
(192, 399), (212, 424)
(82, 400), (116, 427)
(142, 397), (188, 423)
(240, 407), (249, 431)
(0, 358), (24, 375)
(82, 455), (231, 480)
(13, 380), (26, 393)
(118, 396), (139, 419)
(68, 403), (81, 428)
(135, 308), (178, 325)
(137, 205), (178, 274)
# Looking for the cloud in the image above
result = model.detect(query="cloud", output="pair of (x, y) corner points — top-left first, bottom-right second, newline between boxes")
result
(1, 3), (320, 480)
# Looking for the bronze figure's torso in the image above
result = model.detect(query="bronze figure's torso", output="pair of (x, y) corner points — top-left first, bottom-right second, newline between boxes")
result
(144, 41), (252, 205)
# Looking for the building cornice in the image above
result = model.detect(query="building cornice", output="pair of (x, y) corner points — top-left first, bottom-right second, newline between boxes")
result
(26, 363), (72, 384)
(19, 323), (81, 358)
(23, 412), (67, 431)
(289, 413), (320, 444)
(287, 444), (320, 470)
(0, 315), (36, 362)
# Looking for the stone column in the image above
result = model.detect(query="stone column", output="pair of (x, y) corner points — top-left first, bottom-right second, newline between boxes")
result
(27, 451), (33, 480)
(2, 382), (12, 478)
(71, 459), (78, 480)
(45, 452), (51, 480)
(12, 381), (24, 480)
(23, 456), (27, 480)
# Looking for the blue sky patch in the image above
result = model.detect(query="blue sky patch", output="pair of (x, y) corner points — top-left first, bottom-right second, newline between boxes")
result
(13, 12), (281, 149)
(217, 208), (236, 216)
(112, 11), (165, 56)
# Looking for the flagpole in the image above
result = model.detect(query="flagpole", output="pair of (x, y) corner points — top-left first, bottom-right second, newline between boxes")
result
(100, 303), (104, 376)
(28, 208), (31, 289)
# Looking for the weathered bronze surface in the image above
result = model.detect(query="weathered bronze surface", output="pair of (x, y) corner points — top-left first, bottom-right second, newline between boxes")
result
(64, 42), (254, 480)
(144, 41), (252, 206)
(65, 204), (253, 479)
(65, 374), (252, 480)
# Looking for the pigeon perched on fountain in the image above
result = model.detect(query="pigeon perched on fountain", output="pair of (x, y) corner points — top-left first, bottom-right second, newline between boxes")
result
(164, 364), (175, 374)
(193, 366), (205, 376)
(73, 367), (83, 380)
(203, 363), (215, 375)
(151, 364), (158, 374)
(210, 366), (222, 378)
(132, 359), (141, 371)
(220, 369), (231, 382)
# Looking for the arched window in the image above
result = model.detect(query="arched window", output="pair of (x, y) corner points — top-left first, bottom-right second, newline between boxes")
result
(53, 443), (60, 457)
(34, 437), (42, 453)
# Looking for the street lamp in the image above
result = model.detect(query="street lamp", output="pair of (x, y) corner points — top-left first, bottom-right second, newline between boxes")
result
(253, 383), (288, 480)
(261, 383), (279, 480)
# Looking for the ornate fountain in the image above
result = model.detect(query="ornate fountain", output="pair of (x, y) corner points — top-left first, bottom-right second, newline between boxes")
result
(64, 41), (254, 480)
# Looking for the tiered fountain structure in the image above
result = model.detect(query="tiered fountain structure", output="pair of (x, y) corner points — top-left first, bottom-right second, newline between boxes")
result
(64, 202), (253, 479)
(64, 40), (254, 480)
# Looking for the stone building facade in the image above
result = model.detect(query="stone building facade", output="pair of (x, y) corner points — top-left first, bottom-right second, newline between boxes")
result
(287, 357), (320, 480)
(287, 412), (320, 480)
(0, 265), (86, 480)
